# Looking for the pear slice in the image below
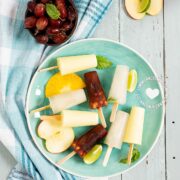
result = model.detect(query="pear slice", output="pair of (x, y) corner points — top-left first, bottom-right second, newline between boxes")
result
(147, 0), (163, 16)
(125, 0), (145, 20)
(138, 0), (151, 13)
(37, 117), (61, 139)
(45, 128), (74, 153)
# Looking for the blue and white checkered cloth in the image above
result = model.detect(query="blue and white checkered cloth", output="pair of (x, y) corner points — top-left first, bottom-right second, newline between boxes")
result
(0, 0), (112, 179)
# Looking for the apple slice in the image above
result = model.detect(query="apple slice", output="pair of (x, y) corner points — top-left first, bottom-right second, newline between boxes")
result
(147, 0), (163, 16)
(125, 0), (145, 20)
(45, 128), (74, 153)
(37, 117), (61, 139)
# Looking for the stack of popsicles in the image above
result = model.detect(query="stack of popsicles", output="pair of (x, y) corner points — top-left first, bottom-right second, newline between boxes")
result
(30, 54), (146, 166)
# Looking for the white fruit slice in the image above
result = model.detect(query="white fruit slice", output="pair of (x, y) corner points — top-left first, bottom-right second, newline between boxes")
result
(45, 128), (74, 153)
(125, 0), (145, 20)
(37, 118), (61, 139)
(147, 0), (163, 16)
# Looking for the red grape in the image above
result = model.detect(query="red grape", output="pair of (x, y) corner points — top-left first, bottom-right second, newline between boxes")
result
(27, 1), (36, 12)
(34, 3), (45, 17)
(36, 17), (48, 30)
(68, 6), (76, 21)
(49, 19), (62, 28)
(61, 21), (73, 31)
(36, 34), (48, 44)
(24, 16), (36, 28)
(46, 27), (60, 35)
(56, 0), (67, 19)
(52, 32), (67, 43)
(41, 0), (50, 3)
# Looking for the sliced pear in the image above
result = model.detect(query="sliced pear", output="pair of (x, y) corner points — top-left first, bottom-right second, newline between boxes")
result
(37, 118), (61, 139)
(125, 0), (145, 20)
(45, 128), (74, 153)
(147, 0), (163, 16)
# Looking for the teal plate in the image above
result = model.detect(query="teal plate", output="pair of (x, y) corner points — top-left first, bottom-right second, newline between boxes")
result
(26, 39), (164, 178)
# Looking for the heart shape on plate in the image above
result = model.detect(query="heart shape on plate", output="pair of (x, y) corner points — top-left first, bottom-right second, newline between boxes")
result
(146, 88), (160, 99)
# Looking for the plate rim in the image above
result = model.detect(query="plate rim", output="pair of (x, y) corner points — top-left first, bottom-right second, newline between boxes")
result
(25, 38), (165, 178)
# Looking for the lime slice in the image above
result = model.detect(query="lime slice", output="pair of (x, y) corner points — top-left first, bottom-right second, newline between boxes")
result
(138, 0), (151, 13)
(83, 145), (103, 164)
(128, 69), (138, 93)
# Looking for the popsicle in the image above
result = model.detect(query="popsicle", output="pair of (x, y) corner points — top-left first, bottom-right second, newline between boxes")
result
(84, 71), (108, 128)
(108, 65), (129, 122)
(60, 110), (99, 127)
(57, 124), (107, 165)
(38, 54), (97, 74)
(103, 111), (129, 166)
(123, 106), (145, 165)
(30, 89), (87, 114)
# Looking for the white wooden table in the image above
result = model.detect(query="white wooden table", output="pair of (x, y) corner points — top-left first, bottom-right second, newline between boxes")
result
(1, 0), (179, 179)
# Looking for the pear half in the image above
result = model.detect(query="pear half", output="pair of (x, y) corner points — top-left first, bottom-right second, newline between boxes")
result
(147, 0), (163, 16)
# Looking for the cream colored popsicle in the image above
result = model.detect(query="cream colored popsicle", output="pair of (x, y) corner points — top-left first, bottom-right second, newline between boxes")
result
(108, 65), (129, 122)
(30, 89), (87, 114)
(60, 110), (99, 127)
(103, 110), (129, 166)
(39, 55), (97, 74)
(49, 89), (87, 114)
(123, 106), (145, 165)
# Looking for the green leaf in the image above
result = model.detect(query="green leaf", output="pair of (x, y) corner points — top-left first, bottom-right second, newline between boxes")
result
(107, 97), (117, 103)
(46, 4), (60, 20)
(120, 147), (141, 164)
(96, 56), (112, 69)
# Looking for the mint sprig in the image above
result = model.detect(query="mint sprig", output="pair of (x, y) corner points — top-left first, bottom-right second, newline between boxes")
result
(96, 56), (112, 69)
(107, 97), (117, 103)
(120, 147), (140, 164)
(46, 4), (60, 20)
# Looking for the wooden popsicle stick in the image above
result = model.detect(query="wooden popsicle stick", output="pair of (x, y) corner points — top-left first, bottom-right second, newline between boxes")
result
(30, 105), (51, 114)
(38, 66), (59, 72)
(127, 143), (134, 165)
(110, 102), (119, 122)
(103, 146), (112, 167)
(40, 115), (61, 121)
(57, 151), (76, 165)
(98, 108), (107, 128)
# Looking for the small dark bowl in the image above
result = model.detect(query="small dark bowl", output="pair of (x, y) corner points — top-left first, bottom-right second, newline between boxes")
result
(25, 0), (78, 46)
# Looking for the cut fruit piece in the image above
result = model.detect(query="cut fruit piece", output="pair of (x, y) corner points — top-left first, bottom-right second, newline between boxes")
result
(147, 0), (163, 16)
(45, 128), (74, 153)
(37, 117), (61, 139)
(45, 72), (86, 97)
(138, 0), (151, 13)
(127, 69), (138, 93)
(83, 145), (103, 164)
(125, 0), (145, 20)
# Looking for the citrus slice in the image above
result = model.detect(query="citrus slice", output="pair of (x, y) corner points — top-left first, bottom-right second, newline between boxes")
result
(127, 69), (138, 92)
(138, 0), (151, 13)
(83, 145), (103, 164)
(45, 73), (86, 97)
(125, 0), (145, 20)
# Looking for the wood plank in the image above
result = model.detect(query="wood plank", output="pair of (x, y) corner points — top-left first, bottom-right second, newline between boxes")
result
(119, 1), (166, 180)
(164, 0), (180, 180)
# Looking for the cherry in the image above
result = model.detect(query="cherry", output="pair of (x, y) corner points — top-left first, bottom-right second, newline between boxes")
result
(36, 17), (48, 30)
(41, 0), (50, 3)
(46, 27), (60, 35)
(34, 3), (45, 17)
(68, 6), (76, 21)
(61, 21), (73, 31)
(56, 0), (67, 19)
(24, 16), (36, 28)
(36, 34), (48, 44)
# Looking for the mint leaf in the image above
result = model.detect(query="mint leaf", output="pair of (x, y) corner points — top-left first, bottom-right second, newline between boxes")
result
(107, 97), (117, 103)
(46, 4), (60, 20)
(96, 56), (112, 69)
(120, 147), (140, 164)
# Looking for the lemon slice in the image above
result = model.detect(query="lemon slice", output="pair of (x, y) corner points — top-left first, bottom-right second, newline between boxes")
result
(83, 145), (103, 164)
(45, 73), (86, 97)
(138, 0), (151, 13)
(128, 69), (138, 93)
